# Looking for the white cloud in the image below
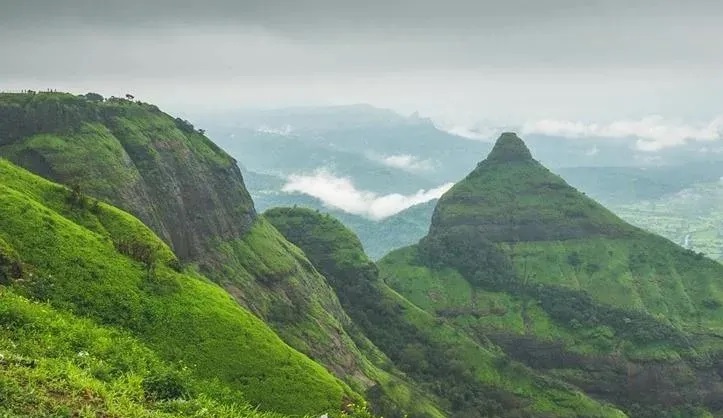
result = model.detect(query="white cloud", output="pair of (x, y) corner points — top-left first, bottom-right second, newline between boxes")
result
(431, 121), (498, 141)
(521, 115), (723, 152)
(256, 124), (294, 136)
(371, 154), (435, 173)
(281, 169), (453, 220)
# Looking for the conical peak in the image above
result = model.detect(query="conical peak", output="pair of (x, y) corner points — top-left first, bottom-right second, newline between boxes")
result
(486, 132), (533, 162)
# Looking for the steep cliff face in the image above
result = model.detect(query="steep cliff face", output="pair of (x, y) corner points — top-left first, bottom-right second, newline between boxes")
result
(0, 91), (430, 416)
(0, 92), (255, 260)
(0, 159), (353, 416)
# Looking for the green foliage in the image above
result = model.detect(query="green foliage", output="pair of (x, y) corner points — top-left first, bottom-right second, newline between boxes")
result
(83, 92), (104, 102)
(431, 134), (634, 243)
(0, 159), (350, 416)
(418, 226), (515, 288)
(0, 92), (101, 143)
(0, 237), (22, 285)
(267, 207), (626, 418)
(0, 91), (252, 261)
(0, 289), (290, 418)
(379, 133), (723, 417)
(142, 369), (191, 401)
(485, 132), (533, 162)
(174, 117), (195, 133)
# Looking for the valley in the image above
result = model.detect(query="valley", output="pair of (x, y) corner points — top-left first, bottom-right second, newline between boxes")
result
(0, 91), (721, 418)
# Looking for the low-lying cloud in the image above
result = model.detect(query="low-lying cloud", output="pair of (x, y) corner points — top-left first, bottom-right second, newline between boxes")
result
(371, 154), (434, 173)
(522, 115), (723, 152)
(433, 122), (498, 141)
(282, 170), (453, 220)
(256, 125), (295, 136)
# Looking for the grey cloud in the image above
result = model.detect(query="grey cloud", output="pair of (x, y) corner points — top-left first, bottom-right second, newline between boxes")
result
(1, 0), (722, 122)
(2, 0), (721, 34)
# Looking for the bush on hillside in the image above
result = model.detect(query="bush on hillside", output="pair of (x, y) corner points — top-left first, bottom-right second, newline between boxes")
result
(142, 369), (191, 401)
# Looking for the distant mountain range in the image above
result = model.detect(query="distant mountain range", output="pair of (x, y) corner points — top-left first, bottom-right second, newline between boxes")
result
(2, 91), (722, 418)
(205, 104), (722, 261)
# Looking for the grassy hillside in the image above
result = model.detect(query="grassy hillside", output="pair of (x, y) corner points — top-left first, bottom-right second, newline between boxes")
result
(0, 159), (355, 415)
(611, 181), (723, 262)
(379, 133), (723, 418)
(0, 91), (256, 260)
(431, 133), (635, 242)
(0, 91), (434, 416)
(266, 207), (627, 418)
(0, 93), (430, 414)
(0, 288), (289, 418)
(207, 216), (443, 418)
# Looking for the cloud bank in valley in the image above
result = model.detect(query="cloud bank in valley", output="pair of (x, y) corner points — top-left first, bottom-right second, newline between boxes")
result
(281, 170), (453, 220)
(370, 154), (434, 173)
(522, 115), (723, 151)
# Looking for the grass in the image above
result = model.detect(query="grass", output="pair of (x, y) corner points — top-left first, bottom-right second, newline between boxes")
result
(266, 207), (627, 418)
(0, 91), (387, 415)
(0, 159), (351, 416)
(0, 91), (256, 261)
(431, 134), (634, 242)
(206, 217), (429, 417)
(380, 246), (614, 356)
(0, 288), (293, 418)
(373, 133), (723, 417)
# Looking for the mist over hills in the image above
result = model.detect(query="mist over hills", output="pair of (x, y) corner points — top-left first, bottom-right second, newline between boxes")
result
(207, 104), (722, 261)
(0, 90), (721, 418)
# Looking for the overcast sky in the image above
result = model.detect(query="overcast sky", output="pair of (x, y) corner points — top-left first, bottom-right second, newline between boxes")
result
(2, 0), (722, 126)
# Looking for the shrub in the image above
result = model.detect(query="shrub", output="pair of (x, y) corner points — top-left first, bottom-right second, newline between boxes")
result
(142, 369), (190, 401)
(84, 92), (104, 102)
(174, 118), (195, 134)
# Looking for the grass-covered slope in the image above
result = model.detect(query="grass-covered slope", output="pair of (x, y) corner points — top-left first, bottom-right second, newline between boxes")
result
(0, 91), (256, 260)
(209, 216), (429, 415)
(0, 289), (289, 418)
(0, 159), (354, 415)
(379, 133), (723, 418)
(0, 91), (404, 412)
(266, 207), (627, 418)
(431, 132), (635, 242)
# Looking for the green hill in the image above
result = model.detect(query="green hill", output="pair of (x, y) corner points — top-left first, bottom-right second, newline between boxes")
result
(430, 132), (635, 242)
(0, 91), (431, 416)
(0, 159), (356, 415)
(0, 287), (299, 418)
(0, 91), (255, 261)
(379, 133), (723, 418)
(266, 207), (627, 418)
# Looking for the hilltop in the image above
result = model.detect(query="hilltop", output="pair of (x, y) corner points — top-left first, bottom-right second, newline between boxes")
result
(380, 133), (723, 418)
(4, 91), (722, 418)
(430, 132), (634, 242)
(0, 91), (435, 417)
(0, 159), (354, 415)
(266, 206), (627, 418)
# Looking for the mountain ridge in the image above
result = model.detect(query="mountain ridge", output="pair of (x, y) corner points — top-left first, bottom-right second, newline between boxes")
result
(380, 132), (723, 417)
(0, 91), (437, 417)
(430, 133), (636, 243)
